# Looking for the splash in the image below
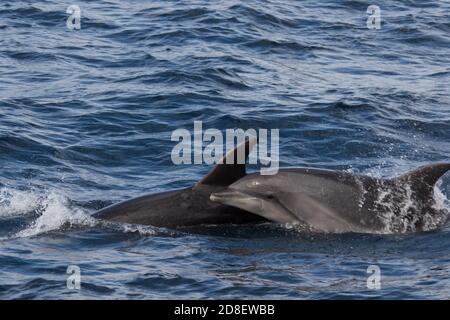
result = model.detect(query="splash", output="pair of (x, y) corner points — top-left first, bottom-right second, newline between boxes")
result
(0, 188), (96, 239)
(0, 188), (42, 217)
(373, 180), (449, 234)
(97, 219), (160, 236)
(0, 187), (172, 239)
(14, 191), (96, 238)
(375, 182), (415, 233)
(427, 182), (450, 229)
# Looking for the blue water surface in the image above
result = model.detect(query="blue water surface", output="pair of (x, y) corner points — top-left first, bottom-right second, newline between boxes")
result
(0, 0), (450, 299)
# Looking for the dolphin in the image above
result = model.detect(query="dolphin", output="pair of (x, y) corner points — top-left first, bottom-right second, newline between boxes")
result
(93, 138), (266, 228)
(210, 164), (450, 233)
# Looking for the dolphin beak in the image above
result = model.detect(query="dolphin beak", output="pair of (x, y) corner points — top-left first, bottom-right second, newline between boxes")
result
(211, 190), (240, 203)
(210, 190), (252, 204)
(210, 190), (263, 214)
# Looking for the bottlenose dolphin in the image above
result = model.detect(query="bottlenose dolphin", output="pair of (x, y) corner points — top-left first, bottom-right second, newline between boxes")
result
(93, 138), (266, 228)
(210, 164), (450, 233)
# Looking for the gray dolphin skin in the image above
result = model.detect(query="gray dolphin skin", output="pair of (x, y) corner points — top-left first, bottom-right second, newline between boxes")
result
(93, 138), (266, 228)
(210, 164), (450, 233)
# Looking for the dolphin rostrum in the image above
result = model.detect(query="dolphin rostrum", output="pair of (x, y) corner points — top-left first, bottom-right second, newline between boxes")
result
(93, 138), (266, 228)
(210, 164), (450, 233)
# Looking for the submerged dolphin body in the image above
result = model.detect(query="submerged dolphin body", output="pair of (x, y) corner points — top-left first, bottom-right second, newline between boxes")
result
(93, 138), (266, 228)
(210, 164), (450, 233)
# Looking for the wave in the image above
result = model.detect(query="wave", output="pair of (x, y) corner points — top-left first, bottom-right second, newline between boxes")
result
(0, 187), (178, 240)
(0, 188), (41, 217)
(0, 188), (95, 239)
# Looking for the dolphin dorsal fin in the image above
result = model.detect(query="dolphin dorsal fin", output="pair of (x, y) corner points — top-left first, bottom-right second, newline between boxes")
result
(394, 163), (450, 193)
(198, 136), (257, 186)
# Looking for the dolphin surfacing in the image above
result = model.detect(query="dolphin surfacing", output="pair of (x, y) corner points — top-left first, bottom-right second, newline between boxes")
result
(210, 164), (450, 233)
(93, 138), (266, 228)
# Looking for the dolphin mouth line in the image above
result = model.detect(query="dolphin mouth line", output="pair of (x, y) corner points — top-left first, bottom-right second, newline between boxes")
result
(211, 189), (304, 225)
(210, 190), (257, 204)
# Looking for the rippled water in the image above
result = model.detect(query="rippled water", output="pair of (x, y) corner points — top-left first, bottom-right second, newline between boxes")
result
(1, 0), (450, 299)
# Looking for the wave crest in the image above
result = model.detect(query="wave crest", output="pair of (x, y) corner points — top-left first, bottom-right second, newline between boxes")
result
(0, 188), (95, 239)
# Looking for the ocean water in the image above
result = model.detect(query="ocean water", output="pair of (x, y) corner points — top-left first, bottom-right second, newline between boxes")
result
(1, 0), (450, 299)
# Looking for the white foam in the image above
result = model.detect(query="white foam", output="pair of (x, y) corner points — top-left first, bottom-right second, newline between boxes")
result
(117, 223), (159, 236)
(0, 184), (180, 240)
(0, 186), (170, 240)
(0, 188), (96, 239)
(371, 177), (449, 234)
(97, 219), (159, 236)
(0, 187), (42, 217)
(16, 190), (96, 238)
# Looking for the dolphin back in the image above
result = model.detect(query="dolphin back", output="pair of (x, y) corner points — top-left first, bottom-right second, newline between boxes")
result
(93, 137), (261, 228)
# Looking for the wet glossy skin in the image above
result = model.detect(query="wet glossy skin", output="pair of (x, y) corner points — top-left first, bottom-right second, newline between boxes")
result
(94, 184), (265, 228)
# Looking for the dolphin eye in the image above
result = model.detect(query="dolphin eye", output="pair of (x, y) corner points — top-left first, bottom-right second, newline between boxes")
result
(265, 193), (275, 199)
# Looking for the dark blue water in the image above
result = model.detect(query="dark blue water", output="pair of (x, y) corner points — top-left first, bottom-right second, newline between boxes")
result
(1, 0), (450, 299)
